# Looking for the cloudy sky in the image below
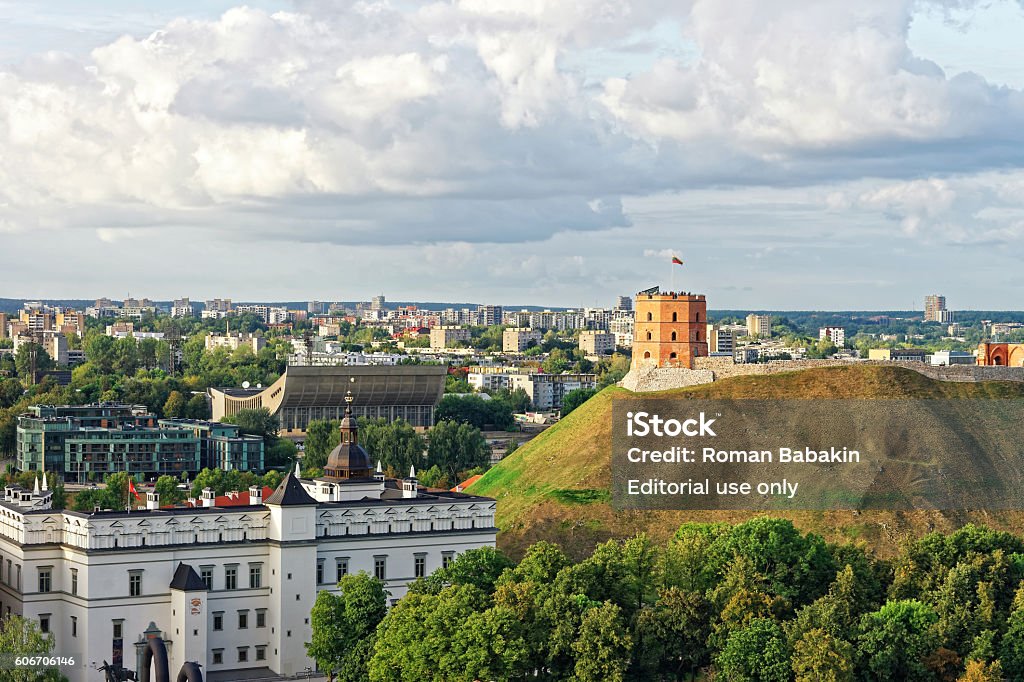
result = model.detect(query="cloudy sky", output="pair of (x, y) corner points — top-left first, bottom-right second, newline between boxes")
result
(1, 1), (1023, 309)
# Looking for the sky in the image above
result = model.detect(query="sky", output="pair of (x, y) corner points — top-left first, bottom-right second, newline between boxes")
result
(1, 1), (1024, 310)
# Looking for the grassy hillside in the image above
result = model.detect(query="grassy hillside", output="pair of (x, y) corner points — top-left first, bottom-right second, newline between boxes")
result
(469, 365), (1024, 559)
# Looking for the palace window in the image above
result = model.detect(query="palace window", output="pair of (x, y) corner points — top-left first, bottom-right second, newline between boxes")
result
(238, 610), (248, 629)
(200, 566), (213, 590)
(225, 565), (238, 590)
(113, 621), (123, 640)
(336, 558), (349, 581)
(212, 650), (223, 665)
(256, 609), (266, 628)
(414, 555), (426, 579)
(38, 568), (52, 593)
(316, 559), (325, 585)
(249, 564), (262, 589)
(213, 612), (223, 631)
(70, 569), (78, 596)
(39, 615), (50, 633)
(71, 616), (77, 637)
(374, 556), (387, 581)
(256, 646), (266, 661)
(442, 552), (455, 569)
(128, 571), (142, 597)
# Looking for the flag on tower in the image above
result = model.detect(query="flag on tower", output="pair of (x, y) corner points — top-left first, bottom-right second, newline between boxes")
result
(128, 478), (141, 500)
(671, 255), (684, 265)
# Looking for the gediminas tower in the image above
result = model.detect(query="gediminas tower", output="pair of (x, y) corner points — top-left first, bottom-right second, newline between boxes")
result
(631, 288), (709, 369)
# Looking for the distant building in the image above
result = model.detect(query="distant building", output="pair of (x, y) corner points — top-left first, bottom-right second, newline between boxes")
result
(707, 325), (735, 354)
(947, 323), (962, 337)
(578, 330), (615, 355)
(371, 295), (386, 311)
(170, 298), (195, 318)
(205, 332), (266, 354)
(632, 289), (709, 369)
(746, 314), (772, 338)
(13, 332), (69, 367)
(867, 348), (927, 362)
(0, 312), (8, 339)
(157, 419), (264, 471)
(924, 295), (952, 323)
(614, 295), (632, 311)
(430, 326), (471, 349)
(235, 304), (289, 324)
(609, 312), (634, 349)
(819, 327), (846, 347)
(209, 365), (446, 434)
(508, 373), (596, 411)
(929, 351), (975, 366)
(502, 328), (542, 352)
(201, 298), (233, 319)
(476, 305), (503, 326)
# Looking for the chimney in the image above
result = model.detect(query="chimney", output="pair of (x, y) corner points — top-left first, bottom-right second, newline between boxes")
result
(146, 491), (160, 511)
(249, 485), (263, 506)
(201, 488), (215, 508)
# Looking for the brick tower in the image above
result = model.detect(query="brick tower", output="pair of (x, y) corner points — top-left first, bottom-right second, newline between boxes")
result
(631, 288), (709, 369)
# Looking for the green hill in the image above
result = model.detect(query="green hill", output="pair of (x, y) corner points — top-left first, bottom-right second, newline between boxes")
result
(469, 365), (1024, 559)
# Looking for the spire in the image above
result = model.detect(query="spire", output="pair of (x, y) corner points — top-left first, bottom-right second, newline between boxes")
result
(294, 459), (301, 479)
(376, 460), (383, 474)
(409, 464), (416, 479)
(41, 471), (48, 492)
(33, 476), (40, 496)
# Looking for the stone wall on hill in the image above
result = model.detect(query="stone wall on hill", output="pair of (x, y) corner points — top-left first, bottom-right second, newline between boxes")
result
(620, 359), (1024, 393)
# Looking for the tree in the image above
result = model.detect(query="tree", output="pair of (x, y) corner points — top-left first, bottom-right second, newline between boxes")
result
(635, 587), (712, 680)
(716, 618), (791, 682)
(572, 602), (632, 682)
(226, 407), (280, 441)
(426, 420), (490, 482)
(791, 628), (854, 682)
(163, 390), (186, 418)
(14, 343), (54, 383)
(185, 393), (209, 419)
(308, 572), (388, 682)
(359, 418), (426, 475)
(419, 547), (513, 594)
(154, 474), (185, 506)
(303, 419), (339, 469)
(0, 616), (66, 682)
(856, 600), (940, 681)
(958, 659), (1004, 681)
(561, 387), (597, 417)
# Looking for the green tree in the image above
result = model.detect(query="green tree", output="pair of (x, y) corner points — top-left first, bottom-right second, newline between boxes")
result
(307, 572), (388, 682)
(560, 387), (597, 417)
(572, 602), (632, 682)
(0, 615), (67, 682)
(303, 419), (339, 470)
(359, 418), (426, 475)
(856, 600), (940, 681)
(958, 659), (1004, 681)
(426, 420), (490, 482)
(634, 587), (712, 680)
(14, 343), (54, 383)
(716, 618), (791, 682)
(185, 393), (209, 419)
(154, 474), (185, 506)
(419, 547), (513, 595)
(226, 407), (280, 440)
(791, 628), (854, 682)
(163, 390), (186, 418)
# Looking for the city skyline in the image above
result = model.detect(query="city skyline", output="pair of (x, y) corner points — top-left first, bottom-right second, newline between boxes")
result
(2, 1), (1024, 307)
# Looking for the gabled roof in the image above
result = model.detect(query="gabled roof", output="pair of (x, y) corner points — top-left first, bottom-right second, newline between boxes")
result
(169, 562), (207, 591)
(265, 473), (317, 506)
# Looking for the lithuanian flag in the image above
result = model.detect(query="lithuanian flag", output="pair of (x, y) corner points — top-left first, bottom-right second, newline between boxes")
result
(671, 255), (684, 265)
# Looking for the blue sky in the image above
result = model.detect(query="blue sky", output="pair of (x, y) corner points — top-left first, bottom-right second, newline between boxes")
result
(1, 0), (1023, 310)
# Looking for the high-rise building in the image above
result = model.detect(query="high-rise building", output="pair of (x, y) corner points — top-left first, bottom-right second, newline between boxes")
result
(371, 295), (386, 311)
(502, 328), (542, 352)
(0, 312), (8, 339)
(819, 326), (846, 347)
(706, 324), (735, 354)
(202, 298), (233, 319)
(746, 314), (773, 338)
(924, 295), (952, 323)
(171, 298), (195, 318)
(476, 304), (503, 326)
(579, 330), (615, 355)
(632, 289), (709, 369)
(429, 326), (471, 349)
(615, 295), (633, 311)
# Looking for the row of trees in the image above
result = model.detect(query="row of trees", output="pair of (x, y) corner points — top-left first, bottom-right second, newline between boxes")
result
(302, 416), (490, 486)
(306, 518), (1024, 681)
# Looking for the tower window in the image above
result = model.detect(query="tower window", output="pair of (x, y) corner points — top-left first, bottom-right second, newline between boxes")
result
(695, 312), (701, 322)
(643, 351), (651, 359)
(670, 352), (677, 360)
(672, 312), (678, 322)
(646, 312), (653, 321)
(671, 332), (677, 341)
(646, 332), (652, 341)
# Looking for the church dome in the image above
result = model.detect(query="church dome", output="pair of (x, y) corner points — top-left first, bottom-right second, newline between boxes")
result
(323, 392), (373, 479)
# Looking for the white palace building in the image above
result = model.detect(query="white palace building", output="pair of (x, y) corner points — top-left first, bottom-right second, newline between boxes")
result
(0, 399), (497, 681)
